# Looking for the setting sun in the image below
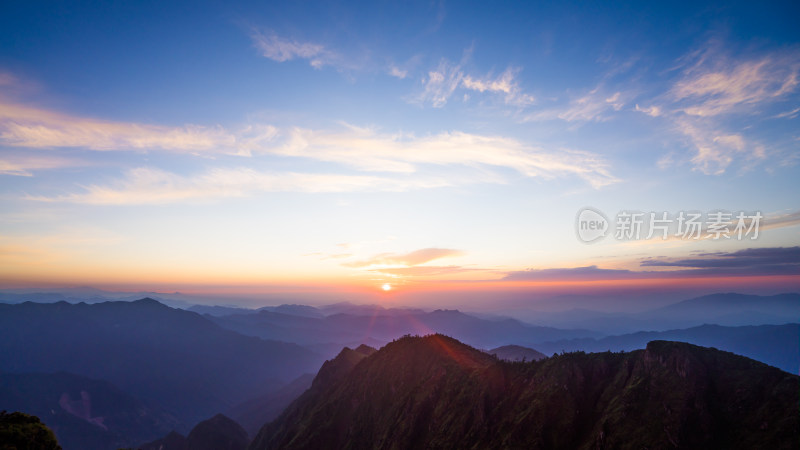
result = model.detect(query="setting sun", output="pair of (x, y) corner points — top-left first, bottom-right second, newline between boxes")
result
(382, 283), (392, 291)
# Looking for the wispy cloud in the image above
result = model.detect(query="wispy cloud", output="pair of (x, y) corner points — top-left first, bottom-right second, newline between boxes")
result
(0, 99), (276, 155)
(0, 154), (86, 176)
(344, 248), (463, 268)
(418, 59), (465, 107)
(761, 210), (800, 231)
(671, 50), (799, 117)
(634, 104), (661, 117)
(0, 97), (616, 188)
(635, 44), (800, 174)
(772, 107), (800, 119)
(523, 86), (624, 122)
(388, 66), (408, 79)
(342, 248), (478, 278)
(249, 29), (335, 69)
(461, 68), (535, 106)
(28, 167), (452, 205)
(271, 125), (618, 188)
(368, 265), (477, 277)
(416, 57), (534, 108)
(672, 117), (764, 175)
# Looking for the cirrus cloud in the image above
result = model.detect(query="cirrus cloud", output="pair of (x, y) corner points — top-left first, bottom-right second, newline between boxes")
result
(343, 248), (464, 269)
(26, 167), (453, 205)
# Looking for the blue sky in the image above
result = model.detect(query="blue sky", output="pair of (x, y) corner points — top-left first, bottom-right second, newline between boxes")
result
(0, 0), (798, 306)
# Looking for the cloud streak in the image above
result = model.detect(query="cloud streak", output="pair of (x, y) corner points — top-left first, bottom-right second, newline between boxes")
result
(28, 167), (452, 205)
(0, 99), (615, 188)
(671, 52), (799, 117)
(524, 87), (624, 122)
(417, 58), (534, 108)
(250, 30), (335, 69)
(344, 248), (464, 268)
(637, 44), (800, 174)
(0, 99), (277, 155)
(273, 125), (618, 188)
(0, 154), (86, 176)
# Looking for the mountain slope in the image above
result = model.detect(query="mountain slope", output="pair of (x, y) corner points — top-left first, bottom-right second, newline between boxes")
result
(0, 299), (324, 426)
(227, 374), (314, 438)
(0, 372), (179, 450)
(252, 335), (799, 449)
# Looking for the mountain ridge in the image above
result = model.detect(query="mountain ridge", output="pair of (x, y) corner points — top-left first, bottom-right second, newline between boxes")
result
(251, 335), (799, 449)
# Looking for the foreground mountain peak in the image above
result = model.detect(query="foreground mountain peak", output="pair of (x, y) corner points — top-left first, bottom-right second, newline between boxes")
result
(252, 335), (799, 449)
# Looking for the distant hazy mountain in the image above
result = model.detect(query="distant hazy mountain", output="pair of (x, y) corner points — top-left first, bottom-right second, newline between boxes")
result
(316, 301), (427, 317)
(0, 288), (194, 309)
(188, 303), (326, 318)
(522, 293), (800, 333)
(227, 374), (314, 438)
(142, 414), (248, 450)
(487, 344), (546, 362)
(0, 299), (325, 426)
(643, 293), (800, 322)
(259, 304), (325, 318)
(0, 372), (179, 450)
(210, 308), (598, 353)
(187, 304), (256, 316)
(252, 335), (799, 449)
(536, 323), (799, 373)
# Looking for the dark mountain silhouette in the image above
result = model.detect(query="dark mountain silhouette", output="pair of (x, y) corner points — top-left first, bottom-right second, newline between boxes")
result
(0, 411), (61, 450)
(227, 374), (315, 438)
(0, 299), (324, 426)
(487, 344), (546, 361)
(142, 414), (248, 450)
(0, 372), (179, 450)
(139, 430), (187, 450)
(536, 323), (799, 373)
(209, 308), (597, 353)
(252, 335), (799, 449)
(186, 414), (248, 450)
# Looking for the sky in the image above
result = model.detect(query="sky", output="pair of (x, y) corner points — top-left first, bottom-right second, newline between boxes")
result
(0, 0), (798, 308)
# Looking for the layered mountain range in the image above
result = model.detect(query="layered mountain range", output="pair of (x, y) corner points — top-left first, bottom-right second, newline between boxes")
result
(0, 292), (797, 449)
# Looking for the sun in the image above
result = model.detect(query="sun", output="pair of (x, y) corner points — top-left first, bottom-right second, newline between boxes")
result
(381, 283), (392, 291)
